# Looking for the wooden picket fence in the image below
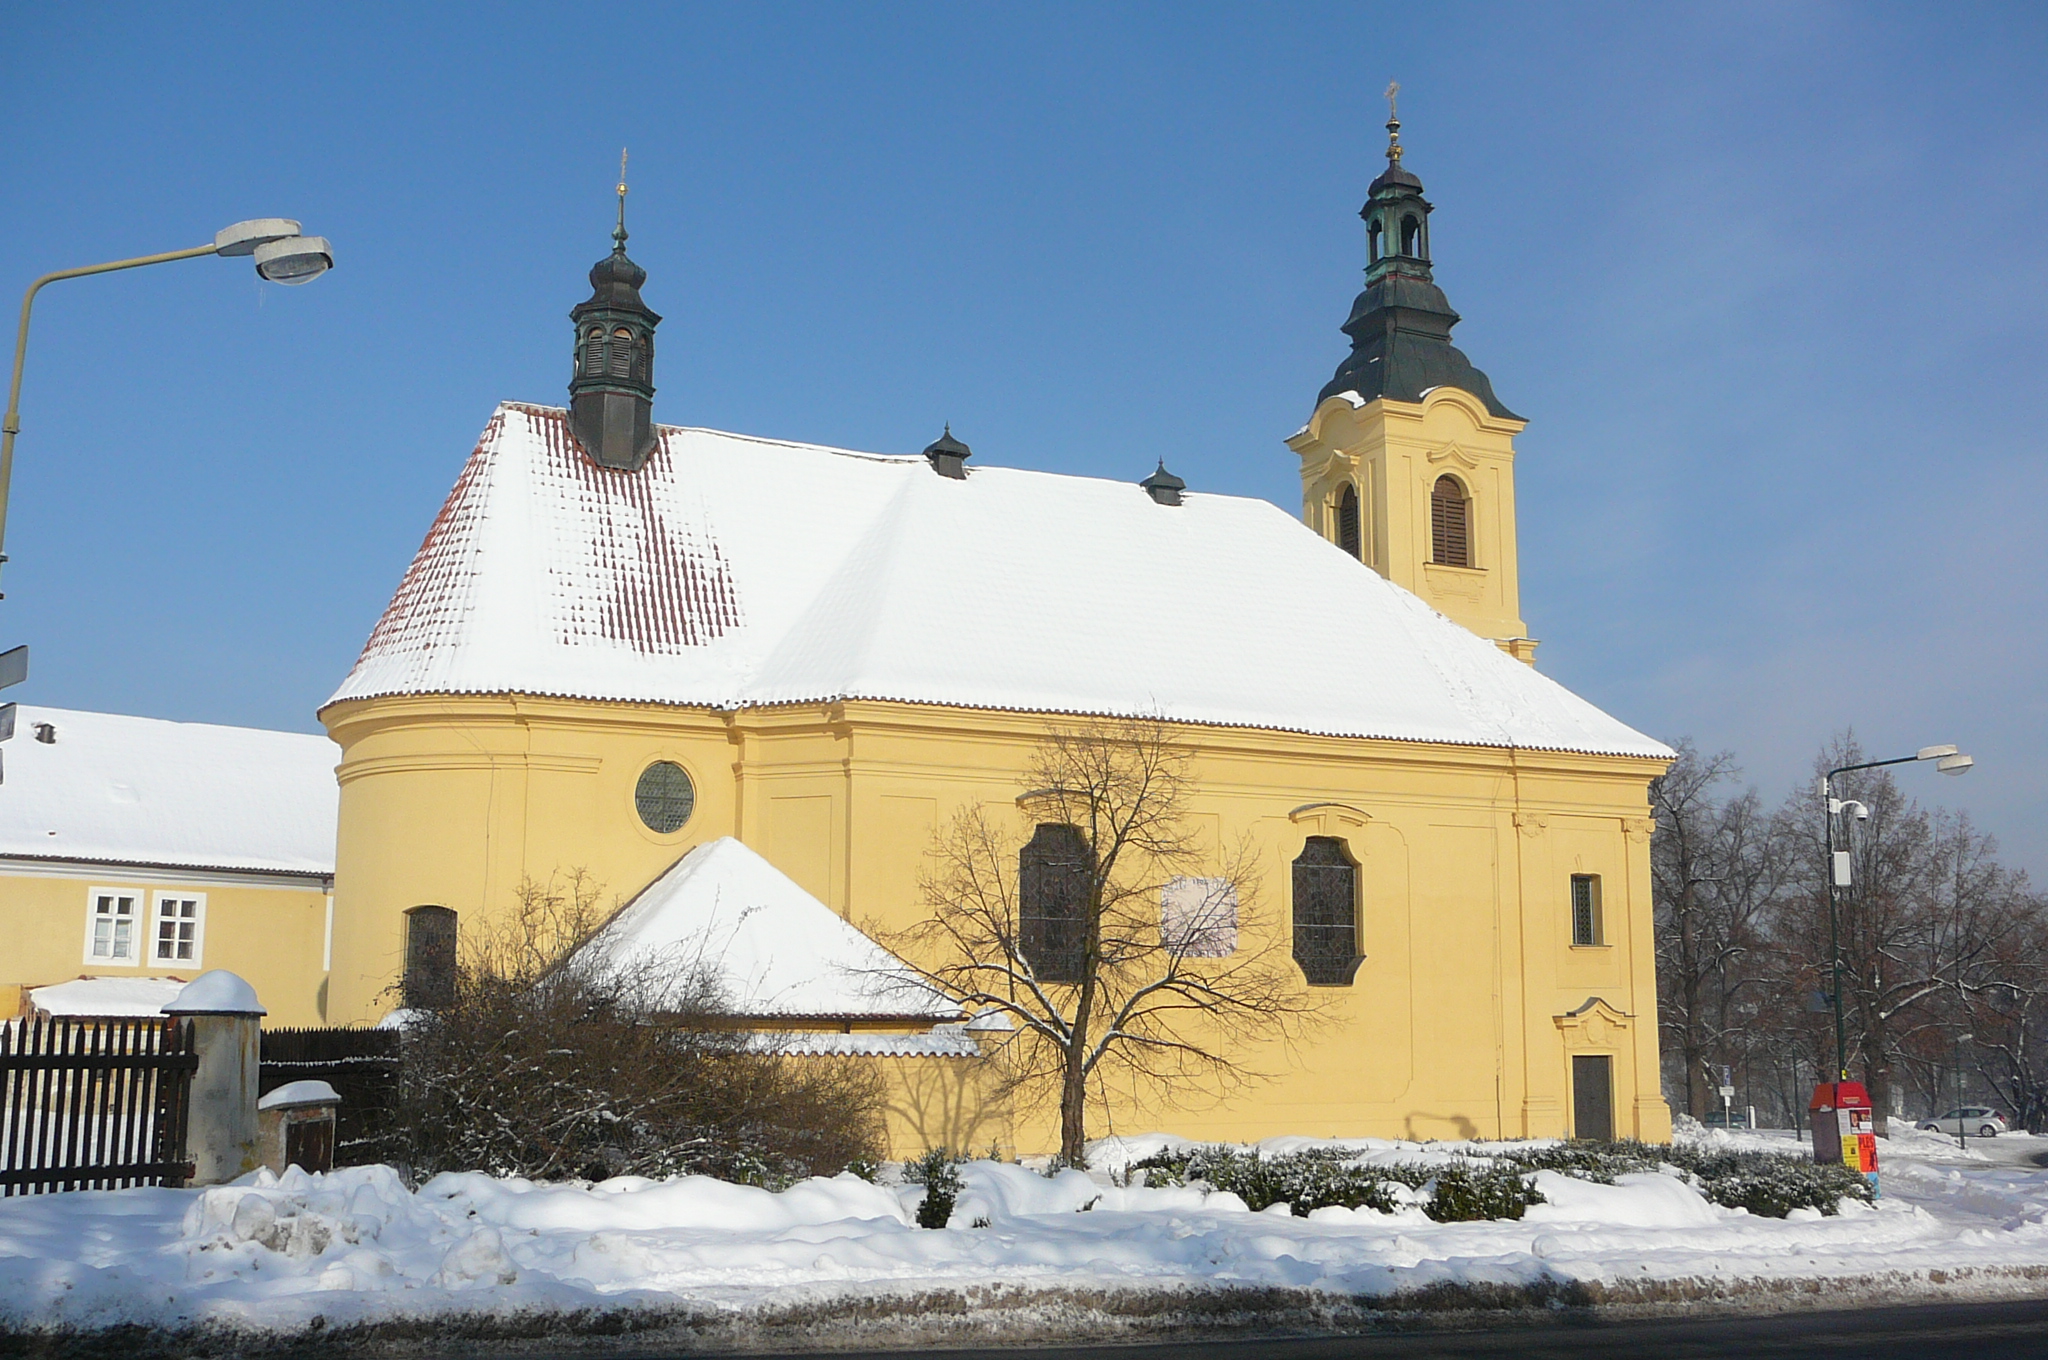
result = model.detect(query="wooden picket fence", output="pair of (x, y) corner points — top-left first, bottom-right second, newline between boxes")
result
(260, 1026), (401, 1166)
(0, 1016), (197, 1195)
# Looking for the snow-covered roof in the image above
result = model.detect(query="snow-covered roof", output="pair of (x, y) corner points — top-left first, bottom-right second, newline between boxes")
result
(328, 404), (1670, 759)
(29, 976), (187, 1017)
(576, 836), (959, 1020)
(748, 1029), (983, 1058)
(0, 707), (337, 876)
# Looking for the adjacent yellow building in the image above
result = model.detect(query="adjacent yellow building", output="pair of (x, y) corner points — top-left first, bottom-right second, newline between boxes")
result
(316, 127), (1675, 1152)
(0, 706), (335, 1027)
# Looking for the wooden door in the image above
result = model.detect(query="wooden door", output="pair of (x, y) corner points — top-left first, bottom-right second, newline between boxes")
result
(1572, 1054), (1614, 1142)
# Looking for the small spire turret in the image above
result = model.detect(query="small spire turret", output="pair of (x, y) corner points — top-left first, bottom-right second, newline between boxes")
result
(569, 149), (663, 470)
(1314, 92), (1518, 419)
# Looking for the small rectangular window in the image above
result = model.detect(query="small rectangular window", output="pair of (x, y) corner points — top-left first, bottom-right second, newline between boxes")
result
(85, 889), (141, 965)
(152, 892), (206, 965)
(1571, 875), (1603, 946)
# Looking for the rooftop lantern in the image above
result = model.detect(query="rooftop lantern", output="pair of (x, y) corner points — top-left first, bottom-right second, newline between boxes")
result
(1316, 84), (1518, 420)
(568, 152), (663, 471)
(1140, 460), (1186, 506)
(923, 424), (971, 479)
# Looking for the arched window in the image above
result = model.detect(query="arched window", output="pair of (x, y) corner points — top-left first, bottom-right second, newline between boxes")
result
(1430, 475), (1470, 568)
(1292, 837), (1360, 985)
(1400, 214), (1422, 257)
(1336, 483), (1361, 560)
(403, 905), (458, 1010)
(1367, 217), (1383, 264)
(1020, 823), (1090, 983)
(608, 333), (632, 378)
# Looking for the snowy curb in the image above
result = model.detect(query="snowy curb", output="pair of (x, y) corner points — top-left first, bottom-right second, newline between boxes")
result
(10, 1268), (2048, 1357)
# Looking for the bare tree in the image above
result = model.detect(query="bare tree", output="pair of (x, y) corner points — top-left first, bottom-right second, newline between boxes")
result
(894, 719), (1325, 1165)
(1767, 739), (2037, 1132)
(1651, 742), (1788, 1118)
(1968, 902), (2048, 1132)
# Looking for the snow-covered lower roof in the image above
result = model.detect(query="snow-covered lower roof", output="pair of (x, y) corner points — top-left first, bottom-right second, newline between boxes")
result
(576, 837), (959, 1021)
(0, 707), (337, 876)
(327, 403), (1670, 759)
(748, 1029), (982, 1058)
(29, 977), (188, 1017)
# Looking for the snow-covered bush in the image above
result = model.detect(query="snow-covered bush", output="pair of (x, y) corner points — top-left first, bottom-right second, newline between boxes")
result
(903, 1148), (965, 1228)
(1481, 1140), (1874, 1217)
(1421, 1163), (1543, 1222)
(387, 872), (885, 1186)
(1128, 1146), (1544, 1220)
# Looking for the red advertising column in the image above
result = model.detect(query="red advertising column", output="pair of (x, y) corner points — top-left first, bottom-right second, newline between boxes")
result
(1809, 1081), (1880, 1197)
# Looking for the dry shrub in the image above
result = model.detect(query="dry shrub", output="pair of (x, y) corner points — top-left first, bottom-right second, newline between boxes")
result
(389, 871), (886, 1185)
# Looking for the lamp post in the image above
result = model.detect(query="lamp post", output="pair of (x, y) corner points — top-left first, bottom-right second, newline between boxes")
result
(1956, 1032), (1974, 1153)
(1820, 746), (1975, 1083)
(0, 219), (334, 602)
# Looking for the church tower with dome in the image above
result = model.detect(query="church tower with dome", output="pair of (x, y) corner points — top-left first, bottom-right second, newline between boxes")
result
(1288, 92), (1537, 662)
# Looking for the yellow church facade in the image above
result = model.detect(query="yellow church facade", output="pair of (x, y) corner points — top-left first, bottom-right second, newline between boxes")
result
(325, 689), (1667, 1150)
(320, 125), (1674, 1154)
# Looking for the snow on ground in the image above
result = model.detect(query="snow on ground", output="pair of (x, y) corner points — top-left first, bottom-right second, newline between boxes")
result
(4, 1129), (2047, 1336)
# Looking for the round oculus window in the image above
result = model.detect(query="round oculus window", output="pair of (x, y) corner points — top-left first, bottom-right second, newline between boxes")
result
(634, 761), (696, 834)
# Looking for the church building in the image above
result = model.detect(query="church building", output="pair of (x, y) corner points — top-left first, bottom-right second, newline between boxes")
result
(320, 117), (1674, 1152)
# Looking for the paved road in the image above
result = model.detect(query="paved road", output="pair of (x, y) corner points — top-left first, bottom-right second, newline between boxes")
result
(701, 1298), (2048, 1359)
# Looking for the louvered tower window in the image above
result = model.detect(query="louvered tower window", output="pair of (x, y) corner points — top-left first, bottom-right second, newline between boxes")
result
(609, 326), (634, 378)
(1430, 475), (1470, 568)
(1020, 823), (1090, 984)
(1292, 837), (1361, 985)
(1336, 483), (1361, 560)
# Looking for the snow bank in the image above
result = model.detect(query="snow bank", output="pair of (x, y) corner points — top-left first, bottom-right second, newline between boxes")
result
(5, 1133), (2048, 1336)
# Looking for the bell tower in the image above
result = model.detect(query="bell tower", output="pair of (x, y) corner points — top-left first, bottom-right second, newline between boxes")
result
(1287, 89), (1536, 662)
(569, 154), (663, 471)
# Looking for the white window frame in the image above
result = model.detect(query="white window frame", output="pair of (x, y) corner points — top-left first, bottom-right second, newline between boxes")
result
(83, 887), (144, 967)
(150, 891), (207, 967)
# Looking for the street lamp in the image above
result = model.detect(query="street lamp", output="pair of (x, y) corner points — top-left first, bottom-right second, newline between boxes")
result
(0, 218), (335, 600)
(1956, 1032), (1974, 1153)
(1820, 746), (1975, 1084)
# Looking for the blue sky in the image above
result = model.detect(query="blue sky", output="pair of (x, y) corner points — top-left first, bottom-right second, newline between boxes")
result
(3, 3), (2043, 875)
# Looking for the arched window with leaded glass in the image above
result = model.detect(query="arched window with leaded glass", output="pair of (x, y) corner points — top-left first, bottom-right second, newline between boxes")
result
(403, 905), (458, 1010)
(1292, 837), (1361, 985)
(1020, 823), (1090, 984)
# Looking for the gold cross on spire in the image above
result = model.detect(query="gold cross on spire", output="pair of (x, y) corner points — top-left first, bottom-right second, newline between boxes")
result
(614, 147), (630, 248)
(1384, 81), (1403, 163)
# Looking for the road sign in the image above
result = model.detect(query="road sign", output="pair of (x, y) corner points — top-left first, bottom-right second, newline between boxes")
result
(0, 645), (22, 690)
(1720, 1086), (1737, 1100)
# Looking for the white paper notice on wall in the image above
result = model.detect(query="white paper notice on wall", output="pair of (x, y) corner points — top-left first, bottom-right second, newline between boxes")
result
(1161, 876), (1238, 958)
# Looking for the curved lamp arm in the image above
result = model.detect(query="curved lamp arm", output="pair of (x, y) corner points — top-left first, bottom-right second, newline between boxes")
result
(0, 243), (218, 578)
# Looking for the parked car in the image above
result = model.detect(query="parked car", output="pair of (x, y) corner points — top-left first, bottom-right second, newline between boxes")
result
(1917, 1107), (2008, 1137)
(1702, 1110), (1752, 1129)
